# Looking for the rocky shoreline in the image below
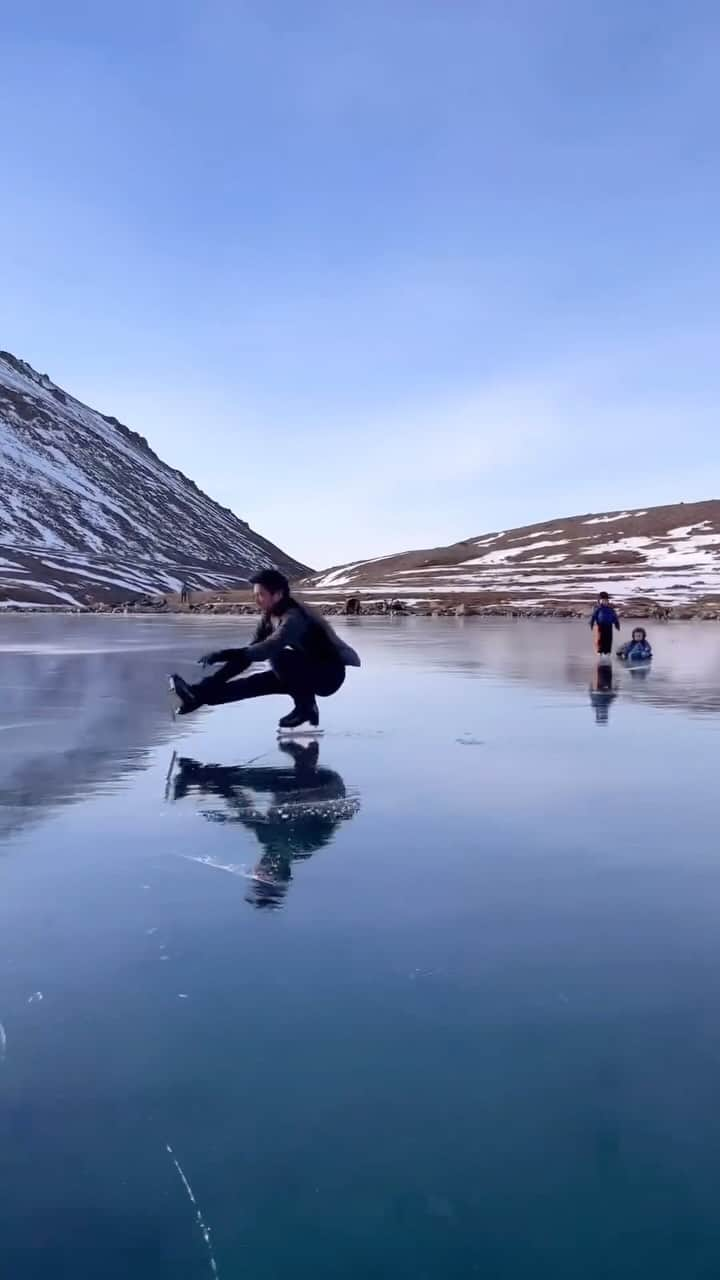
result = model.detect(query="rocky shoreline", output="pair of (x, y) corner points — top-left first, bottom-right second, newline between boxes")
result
(3, 594), (719, 621)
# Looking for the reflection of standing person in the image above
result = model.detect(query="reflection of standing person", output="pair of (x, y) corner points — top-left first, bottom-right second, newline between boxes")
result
(589, 660), (617, 724)
(590, 592), (620, 655)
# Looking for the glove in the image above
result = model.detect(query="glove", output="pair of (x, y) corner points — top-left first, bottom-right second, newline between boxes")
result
(197, 648), (250, 671)
(197, 649), (229, 667)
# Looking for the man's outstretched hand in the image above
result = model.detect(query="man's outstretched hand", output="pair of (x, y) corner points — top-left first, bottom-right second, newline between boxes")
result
(197, 648), (250, 671)
(198, 650), (224, 667)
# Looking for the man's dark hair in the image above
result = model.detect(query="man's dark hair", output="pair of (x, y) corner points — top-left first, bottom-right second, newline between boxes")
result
(250, 567), (290, 596)
(598, 591), (610, 601)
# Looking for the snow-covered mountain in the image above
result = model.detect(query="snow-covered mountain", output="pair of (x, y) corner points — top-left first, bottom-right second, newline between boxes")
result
(0, 352), (308, 606)
(303, 501), (720, 608)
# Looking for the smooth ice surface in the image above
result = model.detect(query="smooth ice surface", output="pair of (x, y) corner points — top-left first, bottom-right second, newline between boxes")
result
(2, 615), (720, 1279)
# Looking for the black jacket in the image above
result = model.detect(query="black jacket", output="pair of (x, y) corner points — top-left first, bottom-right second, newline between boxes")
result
(212, 600), (361, 669)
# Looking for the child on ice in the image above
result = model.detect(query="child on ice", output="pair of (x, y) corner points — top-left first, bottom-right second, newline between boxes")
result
(590, 592), (621, 656)
(617, 627), (652, 662)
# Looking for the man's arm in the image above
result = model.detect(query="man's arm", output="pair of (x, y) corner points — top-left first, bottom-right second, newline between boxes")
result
(589, 608), (598, 628)
(198, 616), (271, 666)
(250, 615), (271, 645)
(244, 609), (308, 663)
(198, 647), (246, 666)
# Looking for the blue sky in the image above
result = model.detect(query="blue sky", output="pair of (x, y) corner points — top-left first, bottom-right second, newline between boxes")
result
(2, 1), (719, 569)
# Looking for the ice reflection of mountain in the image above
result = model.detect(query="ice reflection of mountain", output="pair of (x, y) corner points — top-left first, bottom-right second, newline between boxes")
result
(0, 626), (185, 841)
(408, 619), (720, 717)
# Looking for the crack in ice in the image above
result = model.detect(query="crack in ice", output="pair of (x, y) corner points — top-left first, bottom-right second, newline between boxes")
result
(166, 1143), (219, 1277)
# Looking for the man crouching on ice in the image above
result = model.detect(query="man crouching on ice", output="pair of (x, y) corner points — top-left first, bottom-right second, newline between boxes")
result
(170, 569), (360, 732)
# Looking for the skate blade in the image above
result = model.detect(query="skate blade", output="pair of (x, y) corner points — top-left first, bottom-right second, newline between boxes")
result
(167, 679), (180, 720)
(164, 750), (179, 800)
(276, 726), (324, 738)
(168, 674), (183, 705)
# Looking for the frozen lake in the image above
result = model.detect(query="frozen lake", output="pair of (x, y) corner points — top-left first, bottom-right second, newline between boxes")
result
(1, 614), (720, 1278)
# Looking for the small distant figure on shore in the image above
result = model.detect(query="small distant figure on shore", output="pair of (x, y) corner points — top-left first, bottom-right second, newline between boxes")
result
(345, 596), (362, 616)
(180, 582), (191, 606)
(617, 627), (652, 663)
(590, 591), (620, 656)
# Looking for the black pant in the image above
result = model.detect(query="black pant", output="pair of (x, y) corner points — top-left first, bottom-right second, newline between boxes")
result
(195, 647), (345, 710)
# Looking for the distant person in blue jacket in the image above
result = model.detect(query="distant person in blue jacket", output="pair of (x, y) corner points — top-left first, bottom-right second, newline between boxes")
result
(590, 592), (620, 656)
(617, 627), (652, 663)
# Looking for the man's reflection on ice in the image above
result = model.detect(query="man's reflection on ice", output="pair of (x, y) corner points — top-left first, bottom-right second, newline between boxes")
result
(167, 741), (359, 907)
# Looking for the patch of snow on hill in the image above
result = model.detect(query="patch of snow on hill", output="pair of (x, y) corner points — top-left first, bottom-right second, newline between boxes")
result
(583, 511), (647, 525)
(668, 523), (712, 537)
(510, 528), (565, 541)
(463, 539), (570, 565)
